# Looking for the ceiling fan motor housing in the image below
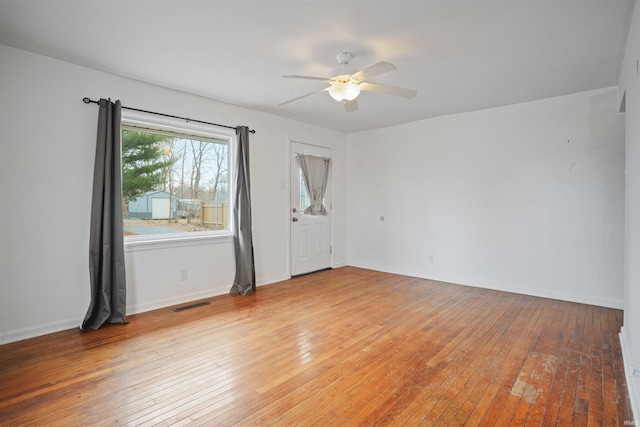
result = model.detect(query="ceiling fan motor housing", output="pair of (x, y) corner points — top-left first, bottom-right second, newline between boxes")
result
(337, 52), (353, 66)
(330, 52), (359, 81)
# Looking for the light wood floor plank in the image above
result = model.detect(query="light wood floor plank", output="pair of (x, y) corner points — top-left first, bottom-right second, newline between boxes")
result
(0, 267), (634, 426)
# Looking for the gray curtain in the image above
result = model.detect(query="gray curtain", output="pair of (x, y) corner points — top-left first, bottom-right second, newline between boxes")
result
(297, 154), (331, 215)
(81, 99), (127, 330)
(230, 126), (256, 296)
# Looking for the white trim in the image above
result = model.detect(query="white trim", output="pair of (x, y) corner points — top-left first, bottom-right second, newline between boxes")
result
(126, 273), (299, 318)
(126, 286), (230, 315)
(0, 272), (290, 346)
(125, 232), (233, 252)
(347, 261), (624, 309)
(122, 110), (236, 141)
(257, 274), (292, 287)
(429, 271), (624, 309)
(121, 110), (237, 248)
(289, 139), (334, 276)
(620, 327), (640, 424)
(0, 318), (81, 345)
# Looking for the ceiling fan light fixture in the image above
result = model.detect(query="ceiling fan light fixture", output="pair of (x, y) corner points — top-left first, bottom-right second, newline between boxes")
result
(328, 81), (362, 102)
(280, 52), (416, 111)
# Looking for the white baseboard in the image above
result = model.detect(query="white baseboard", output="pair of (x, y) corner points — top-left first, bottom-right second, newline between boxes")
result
(130, 273), (300, 315)
(126, 286), (230, 315)
(0, 286), (233, 344)
(0, 275), (297, 346)
(620, 327), (640, 424)
(347, 262), (624, 309)
(431, 272), (624, 309)
(257, 274), (291, 287)
(0, 318), (81, 346)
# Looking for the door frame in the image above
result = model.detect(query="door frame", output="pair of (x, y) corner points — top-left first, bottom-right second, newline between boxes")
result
(289, 139), (333, 277)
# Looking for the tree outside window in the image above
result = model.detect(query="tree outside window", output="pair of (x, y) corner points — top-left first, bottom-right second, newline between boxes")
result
(121, 126), (229, 236)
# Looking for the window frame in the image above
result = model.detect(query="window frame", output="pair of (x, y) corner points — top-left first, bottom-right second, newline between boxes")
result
(120, 109), (235, 249)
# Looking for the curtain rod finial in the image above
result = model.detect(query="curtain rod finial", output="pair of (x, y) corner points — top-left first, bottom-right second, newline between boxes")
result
(83, 97), (91, 104)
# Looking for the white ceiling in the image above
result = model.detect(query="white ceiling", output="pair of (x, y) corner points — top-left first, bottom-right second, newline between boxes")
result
(0, 0), (635, 133)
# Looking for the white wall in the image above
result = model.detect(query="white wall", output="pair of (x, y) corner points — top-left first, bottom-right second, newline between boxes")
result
(0, 40), (630, 370)
(0, 44), (348, 344)
(619, 0), (640, 419)
(348, 87), (625, 309)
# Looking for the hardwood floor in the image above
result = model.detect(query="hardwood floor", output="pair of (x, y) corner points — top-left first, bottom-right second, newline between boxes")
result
(0, 267), (633, 426)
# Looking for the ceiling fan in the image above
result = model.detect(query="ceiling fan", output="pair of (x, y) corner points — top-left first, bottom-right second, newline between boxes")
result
(279, 52), (417, 112)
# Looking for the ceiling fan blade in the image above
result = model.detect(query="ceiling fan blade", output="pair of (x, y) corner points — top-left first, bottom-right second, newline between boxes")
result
(283, 75), (332, 83)
(352, 61), (397, 81)
(279, 87), (329, 106)
(362, 82), (417, 99)
(343, 99), (359, 112)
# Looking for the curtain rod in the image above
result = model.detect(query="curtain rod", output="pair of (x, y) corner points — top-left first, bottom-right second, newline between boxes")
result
(82, 97), (255, 134)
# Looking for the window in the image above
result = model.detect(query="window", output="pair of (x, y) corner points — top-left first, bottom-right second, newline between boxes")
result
(298, 169), (311, 213)
(121, 115), (232, 242)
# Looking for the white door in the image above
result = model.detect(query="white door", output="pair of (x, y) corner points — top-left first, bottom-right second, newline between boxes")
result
(291, 142), (332, 276)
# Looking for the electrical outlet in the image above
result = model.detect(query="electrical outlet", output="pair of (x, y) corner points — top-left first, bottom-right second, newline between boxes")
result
(180, 269), (188, 281)
(428, 254), (435, 264)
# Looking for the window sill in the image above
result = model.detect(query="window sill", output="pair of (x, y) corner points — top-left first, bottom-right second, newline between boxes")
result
(124, 232), (234, 252)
